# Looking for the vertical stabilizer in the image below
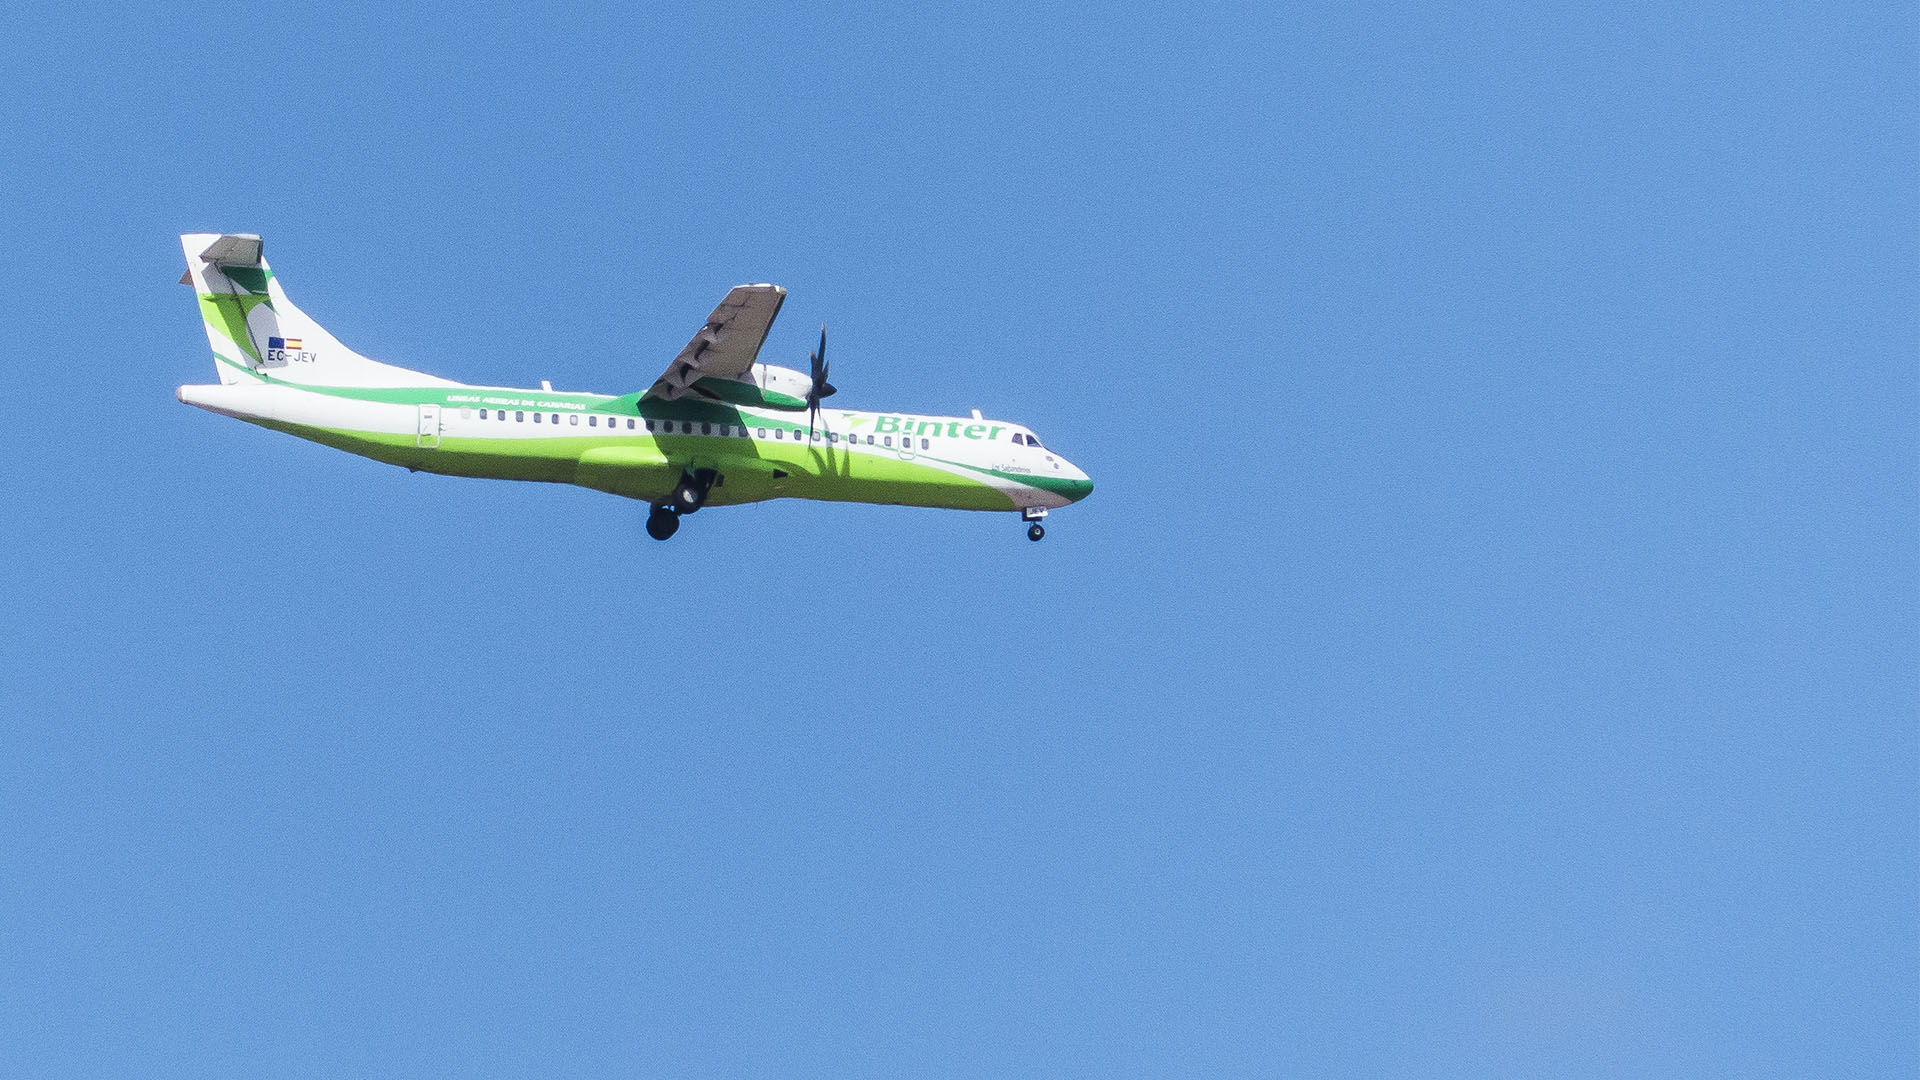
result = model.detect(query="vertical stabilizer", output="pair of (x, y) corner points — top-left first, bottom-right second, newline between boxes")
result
(179, 233), (458, 388)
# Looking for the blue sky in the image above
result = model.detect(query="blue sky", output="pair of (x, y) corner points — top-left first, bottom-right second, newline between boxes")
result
(0, 1), (1913, 1075)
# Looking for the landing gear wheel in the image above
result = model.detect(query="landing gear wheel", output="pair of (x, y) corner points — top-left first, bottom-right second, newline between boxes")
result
(1028, 523), (1046, 542)
(646, 505), (680, 541)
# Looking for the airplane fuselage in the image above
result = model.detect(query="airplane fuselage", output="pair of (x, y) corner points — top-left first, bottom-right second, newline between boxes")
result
(177, 379), (1094, 515)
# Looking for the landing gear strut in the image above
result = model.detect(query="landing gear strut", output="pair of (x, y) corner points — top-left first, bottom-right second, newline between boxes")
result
(672, 468), (717, 514)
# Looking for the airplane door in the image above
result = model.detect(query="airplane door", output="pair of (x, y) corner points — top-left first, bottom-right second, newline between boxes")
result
(416, 404), (441, 449)
(897, 429), (917, 461)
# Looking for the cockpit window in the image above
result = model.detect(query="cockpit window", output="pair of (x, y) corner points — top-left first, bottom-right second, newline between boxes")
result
(1027, 434), (1043, 448)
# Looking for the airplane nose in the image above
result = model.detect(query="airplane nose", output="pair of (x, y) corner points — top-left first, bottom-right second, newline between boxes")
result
(1062, 462), (1093, 502)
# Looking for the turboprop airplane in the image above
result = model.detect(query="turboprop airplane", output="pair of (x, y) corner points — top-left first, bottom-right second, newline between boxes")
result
(175, 233), (1092, 541)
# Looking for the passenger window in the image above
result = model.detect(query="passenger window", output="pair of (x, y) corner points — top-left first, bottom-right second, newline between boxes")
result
(570, 414), (579, 426)
(588, 415), (596, 427)
(551, 414), (560, 424)
(516, 411), (524, 421)
(757, 428), (767, 438)
(459, 407), (470, 419)
(921, 438), (929, 449)
(883, 436), (892, 447)
(775, 428), (784, 439)
(700, 422), (711, 435)
(479, 409), (488, 419)
(866, 435), (875, 445)
(533, 412), (542, 423)
(645, 419), (654, 431)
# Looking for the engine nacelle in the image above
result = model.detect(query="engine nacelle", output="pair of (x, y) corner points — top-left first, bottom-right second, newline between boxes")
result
(686, 363), (812, 410)
(748, 363), (813, 410)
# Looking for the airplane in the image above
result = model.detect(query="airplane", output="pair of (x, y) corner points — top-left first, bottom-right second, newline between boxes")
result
(175, 233), (1092, 541)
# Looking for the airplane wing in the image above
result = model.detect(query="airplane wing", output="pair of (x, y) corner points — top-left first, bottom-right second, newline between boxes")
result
(645, 284), (786, 401)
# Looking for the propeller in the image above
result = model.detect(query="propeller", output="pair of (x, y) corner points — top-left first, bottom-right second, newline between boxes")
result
(806, 325), (836, 439)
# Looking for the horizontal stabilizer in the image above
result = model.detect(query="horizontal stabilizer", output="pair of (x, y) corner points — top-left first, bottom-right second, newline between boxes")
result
(198, 234), (263, 268)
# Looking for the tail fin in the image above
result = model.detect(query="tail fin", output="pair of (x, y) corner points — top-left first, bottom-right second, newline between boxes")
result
(180, 233), (458, 388)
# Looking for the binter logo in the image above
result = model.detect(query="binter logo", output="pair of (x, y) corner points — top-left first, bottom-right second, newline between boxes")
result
(872, 415), (1004, 440)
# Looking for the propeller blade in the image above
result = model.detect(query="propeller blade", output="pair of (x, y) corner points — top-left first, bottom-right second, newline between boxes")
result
(819, 328), (834, 399)
(806, 326), (832, 439)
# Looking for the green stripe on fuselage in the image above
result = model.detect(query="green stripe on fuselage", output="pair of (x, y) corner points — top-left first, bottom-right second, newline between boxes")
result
(245, 417), (1020, 511)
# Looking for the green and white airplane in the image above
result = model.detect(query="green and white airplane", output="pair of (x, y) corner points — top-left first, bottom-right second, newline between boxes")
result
(177, 233), (1092, 541)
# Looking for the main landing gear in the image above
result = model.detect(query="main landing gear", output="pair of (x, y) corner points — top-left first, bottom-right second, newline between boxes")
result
(673, 468), (717, 514)
(647, 469), (718, 541)
(1023, 506), (1047, 542)
(1028, 523), (1046, 542)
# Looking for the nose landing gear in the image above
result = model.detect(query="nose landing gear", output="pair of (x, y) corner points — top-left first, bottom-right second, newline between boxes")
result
(1023, 506), (1048, 542)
